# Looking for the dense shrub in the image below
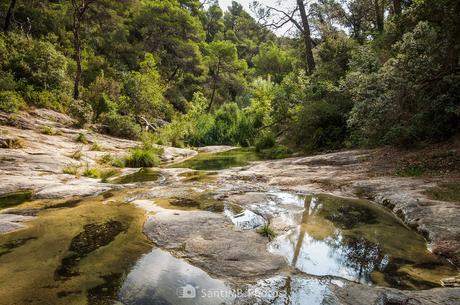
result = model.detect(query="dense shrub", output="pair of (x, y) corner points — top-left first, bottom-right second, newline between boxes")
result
(255, 131), (276, 152)
(124, 147), (162, 168)
(347, 22), (460, 147)
(99, 113), (142, 139)
(0, 91), (25, 113)
(69, 100), (94, 127)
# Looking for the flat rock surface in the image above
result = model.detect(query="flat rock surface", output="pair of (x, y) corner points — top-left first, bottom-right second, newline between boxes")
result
(143, 207), (286, 283)
(0, 109), (195, 199)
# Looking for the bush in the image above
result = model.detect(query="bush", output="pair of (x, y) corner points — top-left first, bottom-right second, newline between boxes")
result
(99, 113), (141, 140)
(25, 90), (70, 112)
(0, 91), (25, 113)
(255, 131), (276, 152)
(124, 147), (162, 168)
(295, 99), (349, 151)
(69, 100), (94, 127)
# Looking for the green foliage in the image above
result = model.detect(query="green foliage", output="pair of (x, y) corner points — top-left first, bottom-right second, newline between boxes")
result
(63, 164), (79, 175)
(258, 145), (291, 160)
(255, 131), (276, 152)
(396, 164), (426, 177)
(40, 126), (61, 136)
(124, 147), (162, 168)
(257, 224), (276, 241)
(69, 100), (94, 127)
(83, 168), (101, 179)
(99, 113), (141, 140)
(91, 143), (103, 151)
(100, 169), (120, 183)
(119, 53), (170, 120)
(76, 133), (88, 144)
(0, 33), (70, 91)
(347, 21), (460, 147)
(425, 183), (460, 203)
(253, 42), (293, 83)
(0, 91), (25, 113)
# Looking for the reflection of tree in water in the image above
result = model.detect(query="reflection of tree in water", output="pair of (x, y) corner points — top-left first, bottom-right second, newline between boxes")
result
(290, 196), (384, 283)
(327, 234), (385, 283)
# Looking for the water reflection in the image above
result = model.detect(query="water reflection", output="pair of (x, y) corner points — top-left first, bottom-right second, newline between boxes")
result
(118, 249), (235, 305)
(269, 194), (457, 289)
(237, 275), (334, 305)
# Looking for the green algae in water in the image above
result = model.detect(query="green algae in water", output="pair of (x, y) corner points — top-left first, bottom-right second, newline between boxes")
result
(0, 192), (152, 304)
(179, 170), (217, 182)
(0, 190), (32, 209)
(112, 168), (160, 184)
(269, 193), (458, 290)
(168, 148), (263, 170)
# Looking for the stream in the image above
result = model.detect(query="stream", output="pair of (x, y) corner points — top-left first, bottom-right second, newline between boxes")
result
(0, 149), (458, 305)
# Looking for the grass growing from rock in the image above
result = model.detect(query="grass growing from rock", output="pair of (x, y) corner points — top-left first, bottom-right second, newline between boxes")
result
(257, 224), (276, 241)
(83, 168), (100, 178)
(40, 126), (61, 136)
(0, 137), (23, 149)
(99, 154), (125, 168)
(425, 182), (460, 202)
(100, 169), (120, 183)
(124, 147), (162, 168)
(76, 133), (88, 144)
(63, 164), (79, 175)
(396, 164), (426, 177)
(70, 149), (83, 160)
(91, 143), (103, 151)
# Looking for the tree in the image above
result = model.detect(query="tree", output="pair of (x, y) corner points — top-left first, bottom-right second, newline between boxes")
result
(203, 3), (224, 42)
(203, 40), (247, 111)
(3, 0), (16, 32)
(71, 0), (97, 100)
(253, 0), (316, 73)
(253, 42), (293, 83)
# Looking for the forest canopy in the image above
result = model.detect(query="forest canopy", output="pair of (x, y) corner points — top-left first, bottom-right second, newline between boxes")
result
(0, 0), (458, 151)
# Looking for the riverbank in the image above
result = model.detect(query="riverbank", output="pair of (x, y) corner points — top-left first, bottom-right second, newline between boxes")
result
(0, 109), (459, 305)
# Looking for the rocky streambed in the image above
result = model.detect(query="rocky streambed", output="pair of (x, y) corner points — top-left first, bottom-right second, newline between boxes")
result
(0, 109), (459, 305)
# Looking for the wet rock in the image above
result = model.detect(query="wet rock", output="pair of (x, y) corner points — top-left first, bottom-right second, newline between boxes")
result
(0, 213), (34, 233)
(144, 210), (286, 282)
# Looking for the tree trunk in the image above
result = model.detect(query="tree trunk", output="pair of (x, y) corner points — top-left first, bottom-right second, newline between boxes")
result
(393, 0), (402, 15)
(296, 0), (316, 74)
(4, 0), (17, 32)
(207, 59), (221, 112)
(374, 0), (384, 33)
(73, 18), (82, 100)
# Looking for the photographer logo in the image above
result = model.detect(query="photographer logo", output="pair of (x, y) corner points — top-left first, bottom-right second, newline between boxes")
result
(176, 284), (196, 299)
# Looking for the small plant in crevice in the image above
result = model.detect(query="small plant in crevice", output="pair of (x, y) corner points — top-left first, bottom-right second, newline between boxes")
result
(100, 169), (120, 183)
(63, 164), (79, 175)
(76, 133), (88, 144)
(99, 154), (125, 168)
(257, 224), (276, 241)
(83, 168), (100, 178)
(40, 126), (61, 136)
(0, 137), (23, 149)
(91, 142), (103, 151)
(70, 149), (83, 160)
